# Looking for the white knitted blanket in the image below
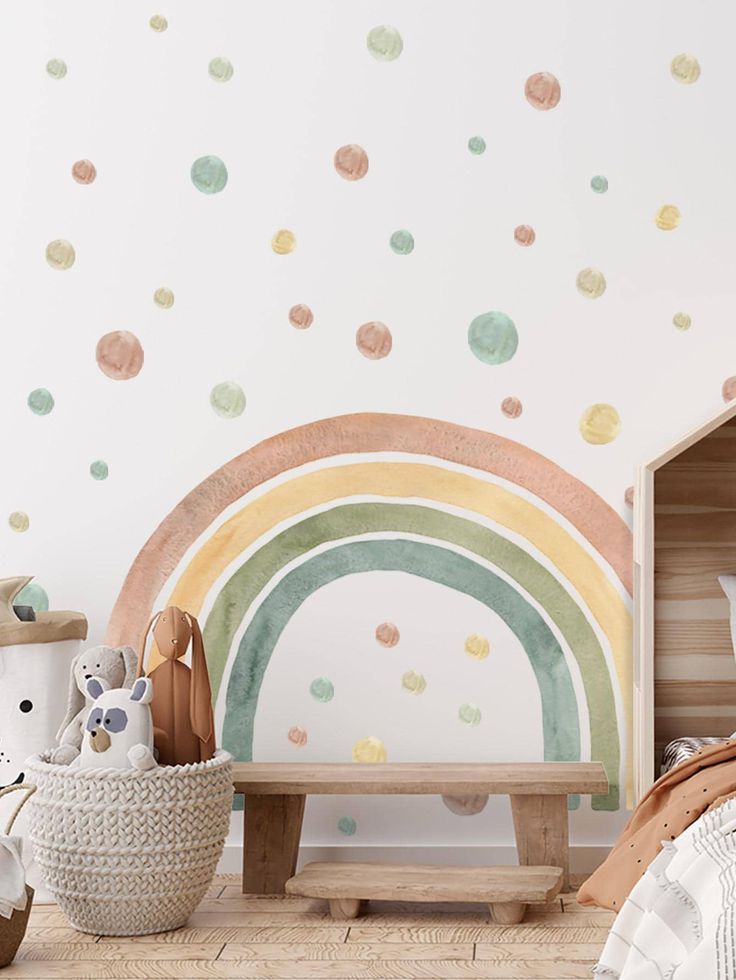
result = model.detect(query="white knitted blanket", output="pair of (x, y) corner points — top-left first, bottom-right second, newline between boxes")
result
(595, 795), (736, 978)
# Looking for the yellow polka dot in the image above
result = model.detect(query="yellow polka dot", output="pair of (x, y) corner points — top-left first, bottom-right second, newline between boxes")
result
(401, 670), (427, 694)
(579, 403), (621, 445)
(153, 287), (174, 309)
(673, 312), (691, 331)
(8, 511), (29, 532)
(576, 267), (606, 299)
(149, 14), (168, 32)
(655, 205), (681, 231)
(271, 229), (296, 255)
(464, 634), (490, 660)
(671, 53), (700, 84)
(352, 736), (387, 763)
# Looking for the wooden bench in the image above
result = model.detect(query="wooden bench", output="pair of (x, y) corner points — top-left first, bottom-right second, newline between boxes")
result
(286, 861), (564, 924)
(233, 762), (608, 895)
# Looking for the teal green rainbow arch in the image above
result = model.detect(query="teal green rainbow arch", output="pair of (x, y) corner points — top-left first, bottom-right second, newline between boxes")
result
(206, 503), (619, 809)
(223, 537), (581, 783)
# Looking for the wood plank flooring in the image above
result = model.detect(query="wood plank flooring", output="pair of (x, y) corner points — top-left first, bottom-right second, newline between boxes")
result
(5, 876), (612, 979)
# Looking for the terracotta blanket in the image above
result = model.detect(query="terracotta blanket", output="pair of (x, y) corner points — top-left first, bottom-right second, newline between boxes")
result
(578, 739), (736, 911)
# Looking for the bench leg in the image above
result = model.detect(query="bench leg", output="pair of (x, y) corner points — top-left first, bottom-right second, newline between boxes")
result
(510, 793), (569, 889)
(329, 898), (365, 920)
(489, 901), (527, 924)
(243, 794), (306, 894)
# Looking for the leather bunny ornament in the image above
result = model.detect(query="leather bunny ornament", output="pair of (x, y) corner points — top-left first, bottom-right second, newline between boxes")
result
(137, 606), (215, 766)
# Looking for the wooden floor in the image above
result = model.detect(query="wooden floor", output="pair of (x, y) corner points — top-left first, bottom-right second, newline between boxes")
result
(5, 875), (612, 979)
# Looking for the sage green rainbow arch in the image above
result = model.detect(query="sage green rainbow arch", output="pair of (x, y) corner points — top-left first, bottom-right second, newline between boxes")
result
(208, 503), (619, 809)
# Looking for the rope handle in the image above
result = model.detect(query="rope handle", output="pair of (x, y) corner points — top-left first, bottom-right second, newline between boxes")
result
(0, 783), (37, 835)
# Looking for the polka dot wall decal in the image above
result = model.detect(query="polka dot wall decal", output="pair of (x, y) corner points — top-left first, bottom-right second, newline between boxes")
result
(210, 381), (246, 418)
(309, 676), (334, 703)
(501, 396), (522, 418)
(96, 331), (144, 381)
(673, 312), (691, 331)
(576, 267), (606, 299)
(8, 512), (29, 533)
(190, 155), (228, 194)
(464, 634), (490, 660)
(655, 204), (681, 231)
(288, 304), (313, 329)
(442, 794), (488, 816)
(287, 726), (307, 747)
(46, 58), (67, 79)
(208, 57), (234, 82)
(458, 703), (482, 726)
(401, 670), (427, 694)
(71, 160), (96, 185)
(624, 486), (634, 509)
(591, 175), (608, 194)
(149, 14), (168, 32)
(671, 53), (700, 84)
(468, 135), (486, 155)
(27, 388), (54, 415)
(337, 816), (357, 836)
(356, 321), (392, 360)
(45, 239), (75, 271)
(468, 311), (518, 365)
(524, 71), (561, 110)
(514, 224), (535, 246)
(375, 622), (399, 647)
(16, 581), (48, 612)
(367, 25), (403, 62)
(390, 229), (414, 255)
(579, 403), (621, 444)
(334, 144), (369, 181)
(352, 736), (387, 763)
(271, 229), (296, 255)
(722, 377), (736, 402)
(90, 460), (109, 481)
(153, 287), (175, 309)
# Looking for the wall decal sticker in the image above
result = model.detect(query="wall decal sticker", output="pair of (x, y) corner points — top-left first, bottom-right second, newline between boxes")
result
(673, 312), (691, 331)
(271, 228), (296, 254)
(71, 160), (96, 184)
(337, 816), (357, 835)
(8, 512), (29, 533)
(591, 175), (608, 193)
(524, 71), (561, 110)
(210, 381), (246, 418)
(514, 225), (535, 246)
(353, 735), (387, 762)
(464, 634), (490, 660)
(288, 304), (313, 329)
(576, 267), (606, 299)
(309, 676), (334, 702)
(95, 331), (144, 380)
(46, 58), (66, 79)
(580, 404), (621, 445)
(334, 144), (369, 181)
(389, 229), (414, 255)
(375, 622), (400, 647)
(89, 460), (109, 481)
(459, 702), (482, 726)
(149, 14), (167, 32)
(45, 239), (75, 270)
(655, 204), (681, 230)
(190, 155), (228, 193)
(366, 25), (403, 62)
(356, 321), (392, 359)
(671, 53), (700, 84)
(468, 312), (518, 364)
(401, 669), (427, 694)
(287, 726), (307, 746)
(153, 287), (174, 309)
(467, 135), (486, 155)
(27, 388), (54, 416)
(208, 57), (233, 82)
(501, 396), (523, 418)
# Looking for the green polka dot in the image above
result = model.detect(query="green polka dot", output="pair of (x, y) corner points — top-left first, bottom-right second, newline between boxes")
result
(590, 175), (608, 194)
(468, 136), (486, 155)
(468, 312), (518, 365)
(208, 57), (233, 82)
(90, 460), (109, 480)
(458, 703), (482, 726)
(309, 676), (334, 703)
(390, 229), (414, 255)
(27, 388), (54, 416)
(367, 25), (403, 61)
(210, 382), (245, 418)
(46, 59), (67, 79)
(337, 816), (357, 836)
(16, 582), (49, 612)
(191, 155), (228, 194)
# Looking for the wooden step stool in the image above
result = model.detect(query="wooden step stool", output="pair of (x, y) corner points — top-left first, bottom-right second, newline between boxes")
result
(286, 861), (563, 924)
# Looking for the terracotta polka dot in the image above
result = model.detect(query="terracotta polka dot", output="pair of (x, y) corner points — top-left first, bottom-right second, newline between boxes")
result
(624, 486), (634, 509)
(514, 225), (535, 246)
(71, 160), (96, 185)
(524, 72), (561, 110)
(375, 622), (399, 647)
(95, 331), (144, 381)
(723, 377), (736, 403)
(334, 144), (369, 181)
(289, 304), (313, 330)
(501, 397), (522, 419)
(442, 794), (488, 816)
(356, 321), (392, 360)
(287, 726), (307, 747)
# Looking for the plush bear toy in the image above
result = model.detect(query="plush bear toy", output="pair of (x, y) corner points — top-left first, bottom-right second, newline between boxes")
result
(50, 645), (137, 765)
(76, 677), (157, 771)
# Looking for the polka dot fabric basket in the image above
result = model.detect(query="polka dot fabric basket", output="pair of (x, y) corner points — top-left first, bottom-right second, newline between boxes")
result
(25, 750), (232, 936)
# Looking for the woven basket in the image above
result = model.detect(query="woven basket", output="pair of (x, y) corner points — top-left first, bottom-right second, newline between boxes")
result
(25, 750), (232, 936)
(0, 783), (36, 967)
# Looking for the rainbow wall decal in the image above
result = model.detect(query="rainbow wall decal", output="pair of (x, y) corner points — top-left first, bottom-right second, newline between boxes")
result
(108, 414), (632, 810)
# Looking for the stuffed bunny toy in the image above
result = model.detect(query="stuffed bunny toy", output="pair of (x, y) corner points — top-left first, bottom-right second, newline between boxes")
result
(138, 606), (215, 766)
(76, 676), (157, 771)
(50, 645), (137, 765)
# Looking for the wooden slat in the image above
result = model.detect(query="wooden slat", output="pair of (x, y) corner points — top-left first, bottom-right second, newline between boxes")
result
(475, 942), (600, 960)
(98, 927), (349, 944)
(654, 510), (736, 544)
(654, 547), (736, 598)
(232, 762), (608, 795)
(219, 943), (474, 961)
(656, 679), (736, 707)
(653, 620), (732, 656)
(15, 944), (223, 961)
(347, 924), (611, 943)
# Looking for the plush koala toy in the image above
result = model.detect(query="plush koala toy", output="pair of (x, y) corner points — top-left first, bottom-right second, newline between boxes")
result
(77, 676), (157, 771)
(50, 645), (138, 765)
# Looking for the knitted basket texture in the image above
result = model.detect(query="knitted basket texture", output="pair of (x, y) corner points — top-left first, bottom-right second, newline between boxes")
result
(25, 750), (232, 936)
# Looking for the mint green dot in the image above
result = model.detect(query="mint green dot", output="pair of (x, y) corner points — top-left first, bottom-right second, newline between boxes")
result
(468, 136), (486, 155)
(191, 155), (228, 194)
(310, 677), (334, 703)
(390, 229), (414, 255)
(208, 57), (233, 82)
(367, 25), (403, 61)
(16, 582), (49, 613)
(210, 382), (245, 418)
(337, 816), (357, 836)
(46, 59), (67, 80)
(591, 175), (608, 194)
(90, 460), (109, 480)
(468, 311), (518, 365)
(27, 388), (54, 415)
(458, 702), (482, 726)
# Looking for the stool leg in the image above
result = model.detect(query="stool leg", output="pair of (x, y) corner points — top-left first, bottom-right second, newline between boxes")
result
(329, 898), (364, 920)
(243, 794), (305, 894)
(489, 901), (527, 924)
(510, 793), (568, 889)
